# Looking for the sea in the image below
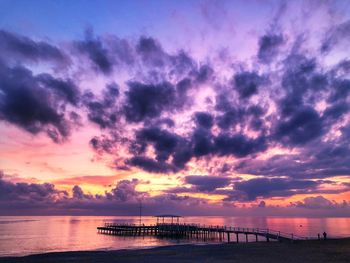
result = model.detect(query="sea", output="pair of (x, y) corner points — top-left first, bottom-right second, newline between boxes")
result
(0, 216), (349, 257)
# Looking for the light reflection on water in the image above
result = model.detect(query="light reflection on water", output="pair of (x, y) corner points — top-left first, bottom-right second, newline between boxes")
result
(0, 216), (349, 256)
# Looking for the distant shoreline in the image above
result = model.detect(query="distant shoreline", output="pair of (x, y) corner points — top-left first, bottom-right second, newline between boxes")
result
(1, 238), (349, 263)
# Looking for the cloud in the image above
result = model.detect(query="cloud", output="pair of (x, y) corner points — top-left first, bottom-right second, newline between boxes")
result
(233, 71), (265, 99)
(185, 175), (231, 192)
(0, 64), (79, 142)
(216, 109), (238, 130)
(75, 29), (113, 74)
(0, 176), (68, 208)
(258, 200), (266, 208)
(327, 79), (350, 103)
(83, 83), (120, 129)
(275, 106), (323, 146)
(53, 175), (121, 186)
(72, 185), (93, 199)
(0, 176), (210, 215)
(321, 20), (350, 53)
(126, 156), (177, 174)
(134, 126), (180, 161)
(194, 112), (214, 129)
(192, 128), (214, 157)
(291, 196), (348, 209)
(125, 124), (269, 173)
(215, 95), (268, 134)
(136, 37), (166, 67)
(107, 179), (146, 202)
(214, 134), (267, 158)
(231, 178), (320, 201)
(36, 73), (80, 105)
(323, 101), (349, 121)
(1, 173), (349, 216)
(0, 9), (349, 197)
(123, 81), (177, 123)
(0, 30), (67, 65)
(278, 55), (320, 116)
(257, 33), (284, 63)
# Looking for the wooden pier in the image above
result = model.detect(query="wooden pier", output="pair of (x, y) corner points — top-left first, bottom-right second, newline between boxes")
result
(97, 223), (306, 243)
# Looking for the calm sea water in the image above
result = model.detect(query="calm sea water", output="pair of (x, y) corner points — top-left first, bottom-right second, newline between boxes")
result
(0, 216), (350, 257)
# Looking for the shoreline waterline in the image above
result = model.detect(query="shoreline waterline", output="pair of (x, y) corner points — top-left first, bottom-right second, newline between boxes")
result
(1, 238), (350, 263)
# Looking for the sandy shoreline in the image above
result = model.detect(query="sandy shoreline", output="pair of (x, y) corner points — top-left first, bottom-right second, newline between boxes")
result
(1, 239), (349, 263)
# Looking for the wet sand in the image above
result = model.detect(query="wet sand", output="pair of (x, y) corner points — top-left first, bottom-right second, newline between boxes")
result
(1, 238), (349, 263)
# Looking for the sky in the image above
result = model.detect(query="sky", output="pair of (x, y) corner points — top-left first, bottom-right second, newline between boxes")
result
(0, 0), (350, 216)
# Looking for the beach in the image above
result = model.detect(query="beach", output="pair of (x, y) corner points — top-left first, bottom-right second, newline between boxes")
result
(1, 238), (349, 263)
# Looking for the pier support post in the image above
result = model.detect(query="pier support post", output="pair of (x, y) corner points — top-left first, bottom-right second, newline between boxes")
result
(236, 233), (239, 243)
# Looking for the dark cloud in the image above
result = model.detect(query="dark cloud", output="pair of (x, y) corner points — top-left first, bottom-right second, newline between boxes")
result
(127, 126), (192, 172)
(72, 185), (84, 199)
(136, 36), (166, 67)
(126, 156), (176, 174)
(0, 30), (67, 64)
(185, 175), (231, 192)
(216, 109), (237, 130)
(104, 82), (120, 103)
(36, 73), (80, 105)
(126, 130), (193, 172)
(257, 33), (284, 63)
(236, 121), (350, 181)
(328, 79), (350, 103)
(0, 64), (78, 142)
(107, 36), (135, 66)
(83, 83), (120, 129)
(192, 128), (214, 157)
(215, 134), (267, 157)
(258, 200), (266, 208)
(170, 52), (196, 78)
(215, 93), (267, 133)
(233, 71), (265, 99)
(107, 179), (146, 202)
(291, 196), (345, 209)
(0, 177), (67, 206)
(321, 20), (350, 53)
(125, 126), (270, 174)
(195, 64), (214, 83)
(89, 135), (116, 154)
(75, 29), (113, 74)
(194, 112), (214, 129)
(275, 106), (323, 146)
(134, 127), (179, 162)
(279, 54), (320, 116)
(72, 185), (93, 200)
(125, 121), (270, 173)
(232, 178), (320, 201)
(171, 142), (193, 169)
(136, 37), (197, 81)
(323, 102), (349, 121)
(236, 146), (350, 181)
(123, 81), (176, 123)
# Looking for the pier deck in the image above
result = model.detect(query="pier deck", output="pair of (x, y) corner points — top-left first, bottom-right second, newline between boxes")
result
(97, 223), (306, 243)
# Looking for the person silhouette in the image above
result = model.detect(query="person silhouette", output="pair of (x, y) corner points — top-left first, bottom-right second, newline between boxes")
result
(318, 233), (320, 240)
(323, 232), (327, 240)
